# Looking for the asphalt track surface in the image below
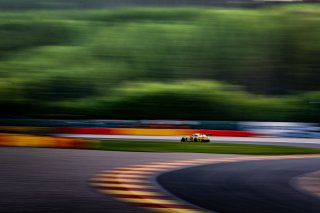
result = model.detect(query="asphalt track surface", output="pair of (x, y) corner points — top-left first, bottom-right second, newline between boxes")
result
(1, 147), (320, 213)
(56, 134), (320, 148)
(0, 147), (237, 213)
(158, 157), (320, 213)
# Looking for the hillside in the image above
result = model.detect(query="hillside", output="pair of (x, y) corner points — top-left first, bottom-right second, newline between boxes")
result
(0, 5), (319, 120)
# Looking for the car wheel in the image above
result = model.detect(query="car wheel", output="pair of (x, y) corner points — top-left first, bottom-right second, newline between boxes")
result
(193, 138), (198, 142)
(181, 138), (185, 142)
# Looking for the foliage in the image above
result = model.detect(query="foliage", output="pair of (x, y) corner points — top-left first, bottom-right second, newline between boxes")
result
(0, 5), (319, 120)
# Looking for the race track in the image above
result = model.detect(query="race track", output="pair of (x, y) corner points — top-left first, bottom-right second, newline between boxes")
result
(158, 157), (320, 213)
(1, 147), (320, 213)
(0, 147), (236, 213)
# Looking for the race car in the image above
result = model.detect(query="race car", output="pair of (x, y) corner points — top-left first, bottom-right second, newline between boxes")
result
(181, 133), (210, 142)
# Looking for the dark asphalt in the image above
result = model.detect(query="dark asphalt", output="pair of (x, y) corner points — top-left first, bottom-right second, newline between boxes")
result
(0, 147), (235, 213)
(158, 157), (320, 213)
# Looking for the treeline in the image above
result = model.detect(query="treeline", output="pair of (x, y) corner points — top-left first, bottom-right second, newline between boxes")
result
(1, 81), (319, 122)
(0, 5), (319, 120)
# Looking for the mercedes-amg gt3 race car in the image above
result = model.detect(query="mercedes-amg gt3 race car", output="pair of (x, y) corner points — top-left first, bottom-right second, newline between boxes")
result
(181, 133), (210, 142)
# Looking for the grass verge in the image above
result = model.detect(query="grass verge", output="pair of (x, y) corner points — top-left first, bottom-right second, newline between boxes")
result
(95, 140), (320, 155)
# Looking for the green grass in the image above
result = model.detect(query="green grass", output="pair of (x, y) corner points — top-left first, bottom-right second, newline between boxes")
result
(94, 140), (320, 155)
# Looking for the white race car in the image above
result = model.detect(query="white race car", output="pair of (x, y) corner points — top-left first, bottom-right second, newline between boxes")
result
(181, 133), (210, 142)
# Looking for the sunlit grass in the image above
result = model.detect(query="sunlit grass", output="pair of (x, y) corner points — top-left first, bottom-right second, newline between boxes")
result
(95, 140), (320, 155)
